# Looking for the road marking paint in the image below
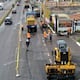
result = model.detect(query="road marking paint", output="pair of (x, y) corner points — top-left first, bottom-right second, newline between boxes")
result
(70, 36), (80, 47)
(76, 42), (80, 46)
(49, 59), (52, 64)
(48, 53), (50, 56)
(3, 60), (16, 66)
(16, 25), (22, 77)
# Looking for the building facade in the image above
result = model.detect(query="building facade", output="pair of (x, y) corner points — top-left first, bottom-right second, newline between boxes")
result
(53, 0), (80, 2)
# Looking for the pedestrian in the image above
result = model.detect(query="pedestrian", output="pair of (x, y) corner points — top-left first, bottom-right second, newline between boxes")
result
(23, 9), (25, 14)
(21, 25), (24, 32)
(26, 38), (30, 51)
(43, 31), (48, 41)
(49, 33), (52, 41)
(48, 29), (52, 41)
(67, 28), (71, 38)
(26, 32), (31, 40)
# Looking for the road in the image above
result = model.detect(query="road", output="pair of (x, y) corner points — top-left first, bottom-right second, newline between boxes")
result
(0, 0), (15, 19)
(0, 0), (80, 80)
(45, 34), (80, 79)
(18, 22), (80, 80)
(0, 0), (24, 80)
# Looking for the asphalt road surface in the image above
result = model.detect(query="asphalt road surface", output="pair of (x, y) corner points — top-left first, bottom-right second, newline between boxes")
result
(0, 0), (15, 19)
(0, 0), (24, 80)
(17, 22), (80, 80)
(0, 0), (80, 80)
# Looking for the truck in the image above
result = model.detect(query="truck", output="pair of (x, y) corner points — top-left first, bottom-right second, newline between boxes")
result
(26, 15), (37, 33)
(51, 14), (73, 35)
(45, 39), (76, 80)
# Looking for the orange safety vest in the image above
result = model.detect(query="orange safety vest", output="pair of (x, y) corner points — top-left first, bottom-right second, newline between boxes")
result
(67, 28), (71, 33)
(26, 32), (31, 38)
(48, 29), (51, 34)
(43, 31), (47, 38)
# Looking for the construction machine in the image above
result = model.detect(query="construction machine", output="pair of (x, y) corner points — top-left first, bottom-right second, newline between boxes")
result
(26, 15), (37, 33)
(45, 39), (76, 80)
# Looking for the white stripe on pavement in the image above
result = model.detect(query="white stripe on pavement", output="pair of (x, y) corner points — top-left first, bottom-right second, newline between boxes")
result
(76, 42), (80, 46)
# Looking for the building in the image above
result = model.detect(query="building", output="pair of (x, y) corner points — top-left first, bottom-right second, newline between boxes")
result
(53, 0), (80, 2)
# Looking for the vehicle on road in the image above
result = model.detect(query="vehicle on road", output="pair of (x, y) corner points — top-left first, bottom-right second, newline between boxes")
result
(5, 17), (13, 25)
(16, 2), (20, 6)
(45, 39), (76, 80)
(12, 7), (17, 14)
(26, 15), (37, 33)
(24, 3), (31, 10)
(33, 8), (40, 17)
(0, 2), (4, 10)
(26, 11), (36, 17)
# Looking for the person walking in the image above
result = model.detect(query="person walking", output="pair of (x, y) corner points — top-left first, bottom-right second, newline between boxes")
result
(43, 31), (48, 41)
(26, 32), (31, 40)
(26, 38), (30, 51)
(67, 28), (71, 38)
(48, 29), (52, 41)
(21, 25), (24, 32)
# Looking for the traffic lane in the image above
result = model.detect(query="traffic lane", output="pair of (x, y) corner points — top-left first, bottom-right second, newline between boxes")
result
(0, 24), (19, 80)
(45, 35), (80, 60)
(0, 0), (15, 20)
(0, 2), (23, 80)
(12, 1), (24, 25)
(18, 26), (51, 80)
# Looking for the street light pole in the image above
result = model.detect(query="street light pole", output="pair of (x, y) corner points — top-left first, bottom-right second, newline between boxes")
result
(40, 1), (42, 20)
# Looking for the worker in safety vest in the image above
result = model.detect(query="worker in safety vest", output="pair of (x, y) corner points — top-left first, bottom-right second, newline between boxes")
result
(48, 29), (51, 35)
(48, 29), (52, 41)
(43, 31), (48, 41)
(67, 28), (71, 37)
(26, 32), (31, 40)
(21, 25), (24, 32)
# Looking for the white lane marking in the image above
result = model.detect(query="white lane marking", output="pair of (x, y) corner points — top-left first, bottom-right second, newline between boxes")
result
(49, 59), (52, 64)
(48, 53), (50, 56)
(3, 60), (16, 66)
(43, 43), (46, 46)
(76, 42), (80, 46)
(3, 47), (18, 66)
(70, 37), (80, 47)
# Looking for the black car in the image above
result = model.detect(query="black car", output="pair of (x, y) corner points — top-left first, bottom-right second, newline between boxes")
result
(5, 17), (13, 25)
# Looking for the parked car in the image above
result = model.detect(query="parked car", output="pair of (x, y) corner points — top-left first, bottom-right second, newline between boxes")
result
(5, 17), (13, 25)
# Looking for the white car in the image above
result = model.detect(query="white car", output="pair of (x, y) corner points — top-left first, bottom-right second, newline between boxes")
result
(0, 2), (4, 10)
